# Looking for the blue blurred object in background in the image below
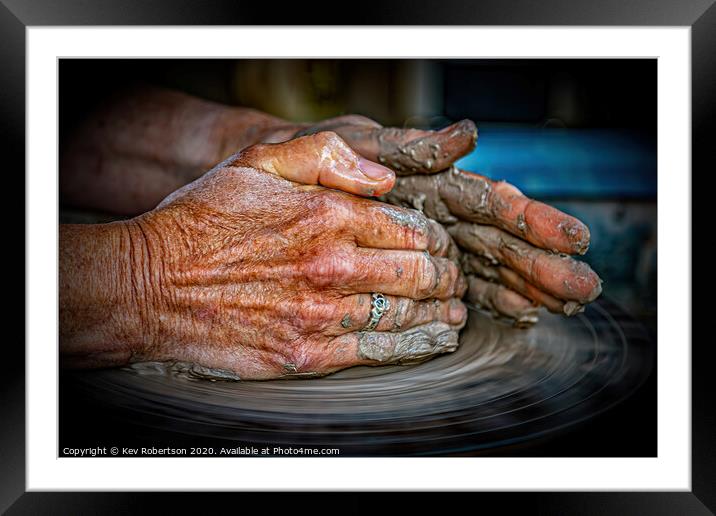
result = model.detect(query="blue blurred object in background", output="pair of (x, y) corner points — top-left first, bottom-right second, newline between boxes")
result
(455, 124), (657, 323)
(455, 124), (656, 199)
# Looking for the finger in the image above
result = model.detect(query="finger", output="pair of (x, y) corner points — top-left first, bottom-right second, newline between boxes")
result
(389, 168), (591, 255)
(350, 201), (453, 256)
(439, 168), (590, 255)
(486, 174), (590, 255)
(329, 119), (477, 175)
(449, 222), (602, 304)
(465, 275), (539, 328)
(327, 322), (461, 369)
(232, 131), (395, 197)
(382, 174), (459, 225)
(330, 294), (467, 335)
(345, 248), (467, 300)
(461, 253), (582, 315)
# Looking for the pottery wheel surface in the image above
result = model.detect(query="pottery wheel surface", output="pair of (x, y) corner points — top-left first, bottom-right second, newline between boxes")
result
(71, 297), (653, 455)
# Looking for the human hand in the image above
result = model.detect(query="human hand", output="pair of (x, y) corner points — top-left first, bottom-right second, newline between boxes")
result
(60, 89), (478, 215)
(266, 115), (602, 326)
(283, 114), (478, 175)
(75, 132), (467, 379)
(384, 167), (602, 326)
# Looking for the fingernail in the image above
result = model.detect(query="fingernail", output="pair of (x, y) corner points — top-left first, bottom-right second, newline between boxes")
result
(358, 157), (393, 180)
(562, 220), (590, 255)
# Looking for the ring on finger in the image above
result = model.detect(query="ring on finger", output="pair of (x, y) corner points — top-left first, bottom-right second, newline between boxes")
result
(363, 293), (390, 331)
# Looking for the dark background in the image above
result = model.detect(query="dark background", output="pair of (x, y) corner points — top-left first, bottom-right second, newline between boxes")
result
(59, 58), (657, 458)
(60, 59), (656, 128)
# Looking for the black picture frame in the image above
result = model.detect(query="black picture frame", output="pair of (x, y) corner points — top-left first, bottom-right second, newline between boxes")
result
(6, 0), (711, 513)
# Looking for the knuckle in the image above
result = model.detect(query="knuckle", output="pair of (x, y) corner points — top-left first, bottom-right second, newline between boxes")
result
(294, 297), (336, 333)
(414, 254), (439, 298)
(312, 130), (346, 150)
(307, 190), (351, 222)
(408, 214), (432, 249)
(380, 206), (431, 249)
(303, 251), (356, 287)
(304, 191), (332, 213)
(390, 297), (413, 331)
(428, 219), (450, 255)
(270, 334), (332, 376)
(407, 207), (430, 228)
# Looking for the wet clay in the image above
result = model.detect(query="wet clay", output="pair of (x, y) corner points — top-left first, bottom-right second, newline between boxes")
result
(461, 252), (571, 317)
(448, 222), (602, 305)
(562, 301), (585, 316)
(384, 167), (591, 257)
(357, 322), (459, 365)
(465, 275), (539, 328)
(280, 371), (327, 379)
(85, 304), (653, 455)
(383, 166), (494, 226)
(379, 205), (431, 232)
(126, 360), (330, 381)
(127, 361), (242, 382)
(377, 120), (477, 175)
(383, 167), (600, 321)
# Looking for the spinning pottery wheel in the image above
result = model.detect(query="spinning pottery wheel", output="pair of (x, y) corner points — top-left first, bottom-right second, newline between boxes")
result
(70, 297), (653, 456)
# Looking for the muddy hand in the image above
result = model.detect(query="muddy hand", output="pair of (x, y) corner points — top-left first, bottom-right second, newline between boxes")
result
(384, 166), (602, 326)
(293, 115), (477, 175)
(453, 223), (601, 315)
(219, 130), (397, 198)
(87, 132), (467, 379)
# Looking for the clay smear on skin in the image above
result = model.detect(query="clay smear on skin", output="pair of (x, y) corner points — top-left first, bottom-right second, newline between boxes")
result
(378, 121), (477, 175)
(357, 322), (459, 364)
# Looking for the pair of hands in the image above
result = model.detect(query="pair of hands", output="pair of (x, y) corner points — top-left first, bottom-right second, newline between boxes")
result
(130, 118), (599, 379)
(287, 116), (601, 323)
(60, 105), (601, 380)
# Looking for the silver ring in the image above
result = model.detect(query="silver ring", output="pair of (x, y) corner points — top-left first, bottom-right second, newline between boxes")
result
(363, 293), (390, 331)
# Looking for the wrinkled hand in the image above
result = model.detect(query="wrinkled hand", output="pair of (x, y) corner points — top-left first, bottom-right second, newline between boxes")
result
(289, 115), (602, 326)
(129, 132), (467, 379)
(385, 168), (602, 326)
(289, 114), (478, 175)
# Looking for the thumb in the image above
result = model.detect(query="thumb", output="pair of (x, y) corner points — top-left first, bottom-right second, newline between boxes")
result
(232, 131), (395, 197)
